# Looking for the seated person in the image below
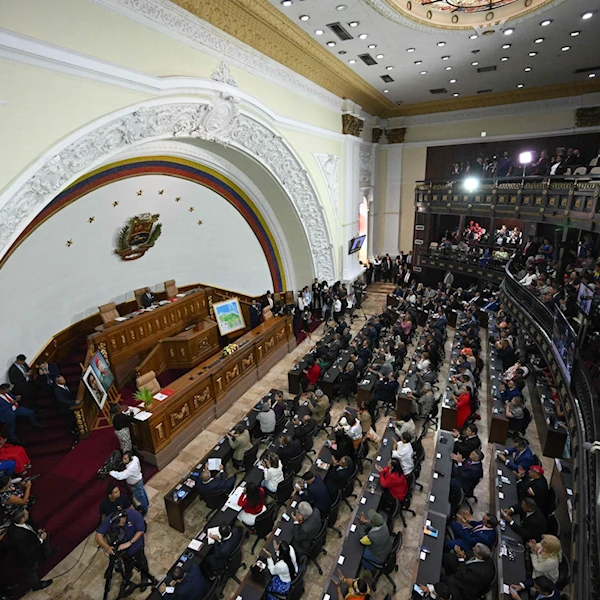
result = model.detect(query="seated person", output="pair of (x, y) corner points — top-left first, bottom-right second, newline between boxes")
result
(412, 383), (435, 418)
(445, 508), (498, 552)
(442, 543), (495, 600)
(196, 463), (236, 495)
(333, 362), (356, 399)
(497, 437), (534, 473)
(332, 571), (371, 600)
(0, 383), (40, 444)
(414, 582), (452, 600)
(451, 424), (481, 457)
(237, 482), (266, 527)
(500, 379), (522, 402)
(296, 470), (332, 516)
(301, 359), (321, 391)
(159, 564), (211, 599)
(291, 501), (322, 556)
(226, 424), (253, 468)
(0, 474), (32, 515)
(391, 431), (414, 475)
(517, 465), (549, 515)
(509, 535), (561, 594)
(357, 510), (392, 571)
(261, 452), (284, 493)
(328, 429), (356, 461)
(451, 385), (472, 431)
(256, 402), (276, 437)
(502, 497), (548, 543)
(340, 414), (363, 448)
(262, 540), (298, 600)
(271, 392), (287, 421)
(99, 484), (132, 521)
(450, 449), (484, 495)
(307, 389), (329, 426)
(0, 436), (31, 476)
(505, 396), (526, 431)
(140, 287), (156, 308)
(372, 372), (399, 411)
(510, 576), (561, 600)
(377, 457), (407, 510)
(324, 455), (354, 498)
(394, 413), (416, 441)
(202, 524), (243, 577)
(276, 435), (303, 470)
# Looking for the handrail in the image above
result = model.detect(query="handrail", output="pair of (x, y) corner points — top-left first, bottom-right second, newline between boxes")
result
(501, 259), (600, 599)
(416, 173), (600, 186)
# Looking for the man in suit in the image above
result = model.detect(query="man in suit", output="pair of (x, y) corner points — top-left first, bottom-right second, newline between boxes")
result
(450, 449), (484, 495)
(522, 236), (537, 259)
(140, 287), (156, 308)
(502, 497), (548, 543)
(276, 435), (303, 470)
(291, 501), (322, 556)
(324, 455), (354, 498)
(297, 470), (332, 516)
(517, 465), (550, 515)
(159, 564), (210, 599)
(445, 510), (498, 552)
(0, 383), (40, 444)
(442, 542), (495, 600)
(333, 362), (356, 399)
(53, 375), (80, 434)
(248, 300), (262, 329)
(8, 508), (54, 591)
(8, 355), (35, 408)
(452, 424), (481, 458)
(202, 524), (242, 576)
(307, 390), (329, 427)
(497, 438), (534, 473)
(509, 576), (561, 600)
(196, 464), (236, 495)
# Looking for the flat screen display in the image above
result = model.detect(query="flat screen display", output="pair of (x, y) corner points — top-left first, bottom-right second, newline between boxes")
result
(576, 282), (594, 317)
(348, 235), (366, 255)
(551, 307), (577, 383)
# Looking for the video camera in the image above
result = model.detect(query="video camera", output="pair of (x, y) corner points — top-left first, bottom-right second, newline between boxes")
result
(98, 450), (123, 479)
(104, 510), (127, 549)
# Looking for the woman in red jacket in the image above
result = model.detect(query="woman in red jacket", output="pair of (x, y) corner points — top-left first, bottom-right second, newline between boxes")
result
(377, 458), (407, 511)
(453, 385), (472, 430)
(237, 481), (266, 527)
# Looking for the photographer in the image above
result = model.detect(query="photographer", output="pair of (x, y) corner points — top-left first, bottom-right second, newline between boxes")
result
(95, 508), (151, 591)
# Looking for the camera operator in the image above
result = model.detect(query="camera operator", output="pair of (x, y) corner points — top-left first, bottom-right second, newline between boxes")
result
(95, 508), (151, 591)
(353, 280), (366, 310)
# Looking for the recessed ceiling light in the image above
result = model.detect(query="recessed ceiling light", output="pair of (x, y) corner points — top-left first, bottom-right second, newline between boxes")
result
(326, 41), (336, 47)
(383, 89), (389, 93)
(338, 51), (346, 55)
(504, 28), (514, 35)
(442, 55), (450, 60)
(562, 46), (571, 51)
(407, 48), (415, 52)
(590, 73), (597, 78)
(502, 44), (511, 49)
(540, 20), (552, 26)
(376, 54), (384, 59)
(368, 44), (377, 49)
(517, 84), (524, 88)
(501, 57), (509, 61)
(471, 61), (479, 66)
(336, 4), (347, 10)
(528, 51), (537, 56)
(414, 60), (422, 65)
(534, 38), (544, 43)
(299, 15), (309, 21)
(450, 79), (457, 83)
(280, 0), (292, 6)
(385, 66), (393, 71)
(315, 29), (324, 35)
(453, 93), (459, 97)
(570, 31), (581, 36)
(349, 21), (359, 27)
(348, 59), (356, 64)
(445, 66), (452, 70)
(437, 41), (446, 47)
(469, 34), (478, 40)
(582, 12), (594, 20)
(524, 67), (532, 72)
(420, 71), (427, 75)
(358, 33), (368, 40)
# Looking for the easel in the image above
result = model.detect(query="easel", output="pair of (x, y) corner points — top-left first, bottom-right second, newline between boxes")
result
(78, 359), (122, 432)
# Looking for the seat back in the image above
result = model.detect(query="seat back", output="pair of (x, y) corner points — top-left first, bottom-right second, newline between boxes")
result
(383, 531), (403, 574)
(307, 519), (328, 560)
(547, 513), (560, 537)
(343, 465), (359, 499)
(201, 487), (229, 510)
(573, 166), (587, 175)
(276, 471), (295, 505)
(164, 279), (178, 298)
(531, 452), (542, 467)
(254, 502), (277, 538)
(134, 288), (146, 308)
(223, 532), (244, 583)
(327, 491), (342, 529)
(286, 452), (306, 475)
(99, 302), (120, 324)
(205, 576), (221, 600)
(522, 407), (532, 431)
(590, 166), (600, 175)
(556, 552), (570, 591)
(243, 443), (260, 471)
(135, 370), (161, 395)
(288, 556), (307, 600)
(546, 487), (559, 516)
(262, 306), (273, 321)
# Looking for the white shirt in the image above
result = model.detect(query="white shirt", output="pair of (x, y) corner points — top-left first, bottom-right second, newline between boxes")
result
(298, 297), (306, 311)
(392, 441), (414, 474)
(15, 522), (43, 543)
(264, 464), (284, 492)
(0, 394), (18, 411)
(267, 546), (298, 583)
(333, 299), (342, 312)
(519, 272), (538, 286)
(345, 421), (363, 441)
(110, 455), (143, 486)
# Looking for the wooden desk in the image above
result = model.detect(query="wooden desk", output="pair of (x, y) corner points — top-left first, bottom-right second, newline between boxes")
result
(131, 316), (294, 468)
(357, 372), (378, 408)
(530, 382), (567, 458)
(90, 290), (209, 386)
(488, 316), (510, 444)
(551, 458), (573, 554)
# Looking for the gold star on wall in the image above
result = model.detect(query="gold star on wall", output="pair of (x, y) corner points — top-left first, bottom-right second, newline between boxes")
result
(88, 217), (95, 223)
(66, 240), (73, 247)
(198, 220), (203, 225)
(175, 197), (181, 202)
(137, 190), (143, 196)
(113, 201), (119, 207)
(158, 190), (164, 195)
(189, 207), (195, 212)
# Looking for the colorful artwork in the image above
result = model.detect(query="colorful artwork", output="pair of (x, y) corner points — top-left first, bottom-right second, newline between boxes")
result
(414, 0), (518, 12)
(83, 366), (108, 410)
(114, 213), (162, 261)
(213, 298), (246, 336)
(90, 350), (115, 394)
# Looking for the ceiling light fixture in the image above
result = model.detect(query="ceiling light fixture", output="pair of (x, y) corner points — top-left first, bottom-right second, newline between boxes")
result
(376, 54), (384, 59)
(528, 51), (537, 56)
(517, 84), (524, 88)
(502, 44), (511, 49)
(280, 0), (292, 6)
(453, 93), (459, 97)
(326, 41), (336, 47)
(420, 71), (427, 75)
(504, 28), (514, 35)
(336, 4), (347, 10)
(315, 29), (324, 35)
(338, 51), (346, 55)
(414, 60), (422, 65)
(299, 15), (309, 21)
(582, 12), (594, 20)
(471, 61), (479, 66)
(383, 89), (389, 93)
(349, 21), (359, 27)
(540, 20), (552, 26)
(358, 33), (368, 39)
(570, 31), (581, 36)
(450, 79), (457, 83)
(386, 66), (394, 70)
(469, 34), (478, 40)
(407, 47), (415, 52)
(437, 41), (446, 47)
(524, 67), (532, 72)
(442, 55), (450, 60)
(348, 59), (356, 64)
(561, 45), (571, 51)
(590, 73), (597, 78)
(446, 66), (452, 70)
(534, 38), (544, 43)
(501, 57), (509, 61)
(368, 44), (377, 49)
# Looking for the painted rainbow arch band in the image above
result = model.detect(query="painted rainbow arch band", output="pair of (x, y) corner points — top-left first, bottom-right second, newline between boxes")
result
(7, 156), (286, 292)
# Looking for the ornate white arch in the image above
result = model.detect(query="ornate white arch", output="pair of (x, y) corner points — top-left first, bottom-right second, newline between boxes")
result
(0, 94), (335, 282)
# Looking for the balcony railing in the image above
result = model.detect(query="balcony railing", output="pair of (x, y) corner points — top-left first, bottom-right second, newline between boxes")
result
(500, 260), (600, 600)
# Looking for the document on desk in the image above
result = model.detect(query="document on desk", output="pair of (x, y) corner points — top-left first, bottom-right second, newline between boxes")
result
(153, 393), (168, 401)
(134, 411), (153, 421)
(224, 486), (245, 511)
(207, 458), (222, 471)
(115, 317), (128, 322)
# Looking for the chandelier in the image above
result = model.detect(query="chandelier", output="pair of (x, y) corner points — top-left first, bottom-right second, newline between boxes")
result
(414, 0), (519, 12)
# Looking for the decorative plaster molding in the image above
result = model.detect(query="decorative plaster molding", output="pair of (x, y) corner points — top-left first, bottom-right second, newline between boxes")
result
(89, 0), (343, 113)
(359, 147), (373, 188)
(575, 106), (600, 128)
(386, 127), (406, 144)
(0, 97), (335, 283)
(210, 62), (238, 87)
(342, 114), (364, 137)
(313, 154), (340, 223)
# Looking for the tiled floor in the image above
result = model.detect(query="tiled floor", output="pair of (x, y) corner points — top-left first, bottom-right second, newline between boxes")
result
(25, 285), (551, 600)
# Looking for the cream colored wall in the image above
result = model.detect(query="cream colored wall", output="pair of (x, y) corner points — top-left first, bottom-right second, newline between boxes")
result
(1, 0), (340, 130)
(399, 146), (426, 254)
(374, 149), (387, 256)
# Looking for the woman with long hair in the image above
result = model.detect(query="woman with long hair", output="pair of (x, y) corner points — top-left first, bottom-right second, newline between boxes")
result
(237, 481), (266, 527)
(377, 457), (408, 510)
(511, 534), (561, 595)
(264, 540), (298, 599)
(261, 452), (284, 493)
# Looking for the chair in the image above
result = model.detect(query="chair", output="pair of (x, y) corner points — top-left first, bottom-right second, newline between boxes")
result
(303, 421), (318, 456)
(205, 576), (222, 600)
(269, 556), (307, 600)
(411, 438), (425, 492)
(547, 513), (560, 537)
(134, 287), (147, 309)
(367, 531), (402, 592)
(199, 488), (229, 520)
(316, 410), (332, 437)
(556, 552), (571, 591)
(236, 443), (260, 475)
(476, 560), (496, 600)
(218, 534), (246, 596)
(423, 401), (440, 433)
(573, 166), (588, 175)
(286, 452), (306, 475)
(531, 453), (542, 467)
(327, 491), (343, 538)
(355, 440), (372, 477)
(262, 306), (274, 321)
(306, 519), (328, 575)
(99, 302), (120, 324)
(135, 370), (161, 395)
(399, 477), (417, 527)
(164, 279), (178, 298)
(450, 486), (465, 517)
(250, 502), (278, 552)
(342, 465), (359, 509)
(546, 487), (559, 516)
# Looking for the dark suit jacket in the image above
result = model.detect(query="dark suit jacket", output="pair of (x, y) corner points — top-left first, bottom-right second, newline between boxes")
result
(447, 559), (495, 600)
(454, 435), (481, 458)
(324, 463), (353, 498)
(197, 472), (234, 495)
(509, 507), (547, 543)
(8, 524), (45, 566)
(54, 384), (76, 407)
(451, 460), (483, 494)
(277, 439), (303, 468)
(140, 292), (155, 308)
(292, 507), (321, 555)
(304, 476), (332, 515)
(453, 520), (497, 550)
(373, 379), (399, 403)
(9, 364), (31, 388)
(203, 527), (242, 573)
(174, 563), (211, 600)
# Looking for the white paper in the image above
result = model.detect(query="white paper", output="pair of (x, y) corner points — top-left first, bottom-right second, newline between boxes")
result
(291, 501), (297, 508)
(436, 452), (442, 459)
(205, 527), (220, 545)
(567, 488), (573, 496)
(376, 455), (382, 462)
(433, 473), (439, 479)
(420, 551), (427, 561)
(223, 486), (245, 511)
(187, 539), (202, 551)
(497, 469), (503, 476)
(503, 584), (510, 595)
(323, 595), (331, 600)
(176, 293), (186, 297)
(125, 407), (141, 416)
(337, 556), (345, 565)
(165, 586), (175, 594)
(499, 492), (505, 500)
(350, 524), (356, 532)
(429, 494), (435, 502)
(115, 317), (128, 322)
(207, 458), (222, 471)
(153, 392), (168, 401)
(134, 411), (152, 421)
(274, 528), (281, 536)
(369, 475), (374, 482)
(360, 497), (367, 504)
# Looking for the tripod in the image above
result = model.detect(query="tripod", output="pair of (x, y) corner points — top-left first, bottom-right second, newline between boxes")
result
(103, 550), (156, 600)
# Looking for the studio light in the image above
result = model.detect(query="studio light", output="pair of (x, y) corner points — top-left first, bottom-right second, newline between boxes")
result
(464, 178), (479, 193)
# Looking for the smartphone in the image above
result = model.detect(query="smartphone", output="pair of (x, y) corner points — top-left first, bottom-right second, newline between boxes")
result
(413, 584), (426, 596)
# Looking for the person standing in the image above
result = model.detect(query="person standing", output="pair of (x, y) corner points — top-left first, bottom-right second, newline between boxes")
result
(227, 423), (253, 468)
(109, 451), (149, 516)
(8, 355), (35, 408)
(110, 404), (134, 453)
(53, 375), (81, 435)
(99, 483), (132, 521)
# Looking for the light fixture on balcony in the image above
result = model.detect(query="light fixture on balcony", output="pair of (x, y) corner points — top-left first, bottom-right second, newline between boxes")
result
(464, 177), (479, 193)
